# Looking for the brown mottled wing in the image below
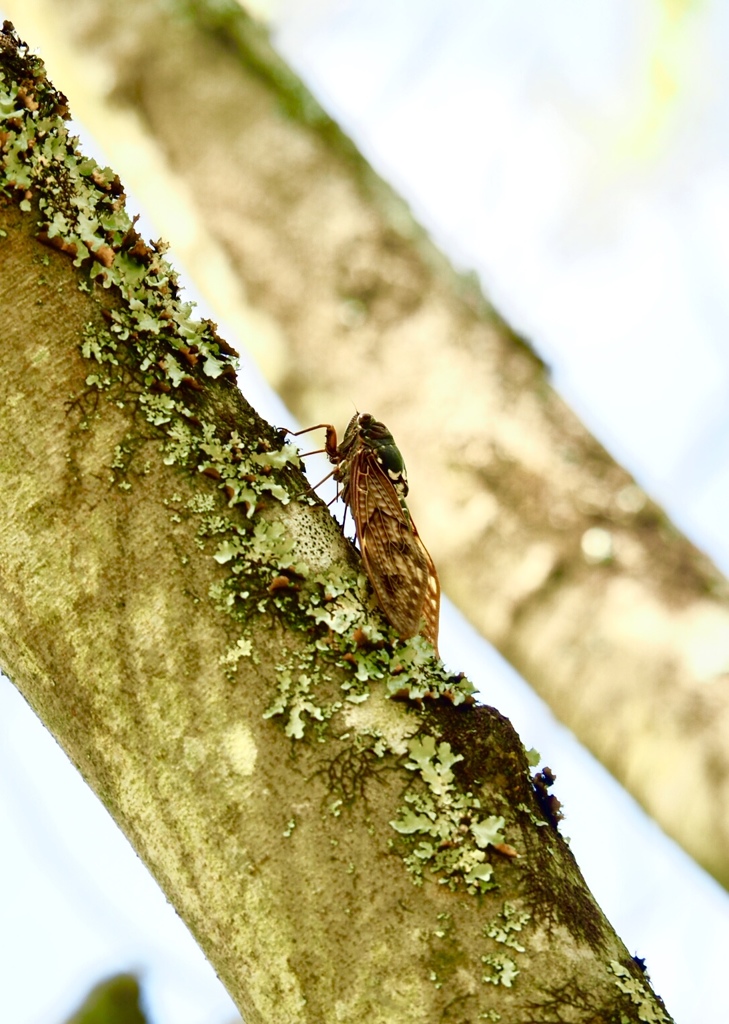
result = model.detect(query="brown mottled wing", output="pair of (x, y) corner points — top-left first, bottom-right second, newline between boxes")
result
(410, 522), (441, 653)
(347, 448), (439, 651)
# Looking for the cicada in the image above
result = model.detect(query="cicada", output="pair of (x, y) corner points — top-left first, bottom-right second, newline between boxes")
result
(295, 412), (440, 653)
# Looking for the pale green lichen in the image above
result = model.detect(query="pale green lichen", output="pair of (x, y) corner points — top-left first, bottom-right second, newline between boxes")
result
(484, 901), (531, 953)
(219, 637), (253, 667)
(263, 665), (329, 740)
(477, 902), (531, 990)
(390, 733), (510, 893)
(81, 324), (119, 366)
(608, 961), (671, 1024)
(516, 802), (550, 829)
(481, 955), (518, 988)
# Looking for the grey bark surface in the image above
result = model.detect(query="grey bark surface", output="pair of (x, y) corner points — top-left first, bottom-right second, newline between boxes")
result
(0, 26), (671, 1023)
(15, 0), (729, 890)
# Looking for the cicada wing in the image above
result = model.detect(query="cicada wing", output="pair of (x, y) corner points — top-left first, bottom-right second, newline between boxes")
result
(360, 507), (429, 639)
(411, 525), (441, 654)
(344, 444), (404, 522)
(349, 449), (439, 648)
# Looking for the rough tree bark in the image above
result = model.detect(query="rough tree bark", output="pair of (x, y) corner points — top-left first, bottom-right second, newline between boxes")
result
(0, 25), (671, 1024)
(8, 0), (729, 890)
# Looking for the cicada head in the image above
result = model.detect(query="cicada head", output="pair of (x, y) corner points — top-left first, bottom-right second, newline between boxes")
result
(352, 413), (409, 502)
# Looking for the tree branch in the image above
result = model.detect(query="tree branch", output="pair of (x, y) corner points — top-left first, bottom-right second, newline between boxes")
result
(0, 23), (672, 1023)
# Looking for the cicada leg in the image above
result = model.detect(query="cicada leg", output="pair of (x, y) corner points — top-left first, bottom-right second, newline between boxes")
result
(287, 423), (344, 508)
(289, 422), (339, 461)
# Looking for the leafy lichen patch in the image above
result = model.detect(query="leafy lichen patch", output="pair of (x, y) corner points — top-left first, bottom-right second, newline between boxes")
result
(481, 955), (518, 988)
(484, 901), (531, 952)
(608, 961), (671, 1024)
(475, 901), (532, 990)
(389, 732), (516, 893)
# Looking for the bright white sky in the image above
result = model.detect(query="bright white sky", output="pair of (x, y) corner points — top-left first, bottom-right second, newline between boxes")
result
(2, 3), (729, 1024)
(272, 0), (729, 572)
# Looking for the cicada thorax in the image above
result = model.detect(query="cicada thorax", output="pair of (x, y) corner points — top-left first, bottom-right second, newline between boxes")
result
(324, 412), (440, 653)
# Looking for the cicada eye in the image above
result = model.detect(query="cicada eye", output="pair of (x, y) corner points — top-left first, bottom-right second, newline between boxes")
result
(358, 413), (392, 444)
(324, 425), (338, 455)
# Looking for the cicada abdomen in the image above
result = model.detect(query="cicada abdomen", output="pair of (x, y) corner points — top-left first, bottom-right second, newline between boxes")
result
(299, 413), (440, 653)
